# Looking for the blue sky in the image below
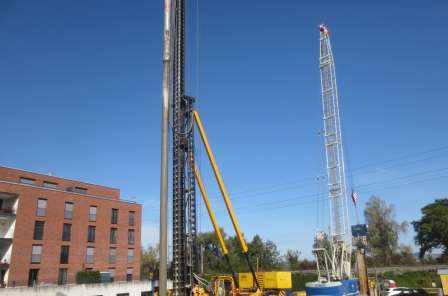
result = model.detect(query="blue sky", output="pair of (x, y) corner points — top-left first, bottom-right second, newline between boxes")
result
(0, 0), (447, 258)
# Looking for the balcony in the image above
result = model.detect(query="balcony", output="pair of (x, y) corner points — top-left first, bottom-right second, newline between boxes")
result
(0, 238), (12, 264)
(0, 263), (8, 268)
(0, 218), (14, 241)
(0, 209), (15, 220)
(0, 238), (12, 244)
(0, 192), (18, 220)
(0, 240), (11, 288)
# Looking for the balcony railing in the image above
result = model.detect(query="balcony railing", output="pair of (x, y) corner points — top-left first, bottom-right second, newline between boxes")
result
(0, 208), (15, 217)
(0, 262), (9, 269)
(0, 238), (12, 244)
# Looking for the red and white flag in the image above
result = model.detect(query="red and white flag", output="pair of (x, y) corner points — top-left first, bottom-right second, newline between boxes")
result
(351, 190), (359, 205)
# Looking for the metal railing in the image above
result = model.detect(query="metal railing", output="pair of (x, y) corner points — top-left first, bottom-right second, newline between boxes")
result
(0, 208), (14, 215)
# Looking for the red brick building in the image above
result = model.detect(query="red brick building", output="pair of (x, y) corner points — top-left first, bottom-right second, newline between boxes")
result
(0, 166), (142, 287)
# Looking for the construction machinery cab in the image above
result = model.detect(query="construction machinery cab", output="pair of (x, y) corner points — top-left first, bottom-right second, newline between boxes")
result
(212, 275), (237, 296)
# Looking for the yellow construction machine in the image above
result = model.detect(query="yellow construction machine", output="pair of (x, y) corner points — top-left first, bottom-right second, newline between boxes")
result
(198, 272), (291, 296)
(191, 111), (292, 296)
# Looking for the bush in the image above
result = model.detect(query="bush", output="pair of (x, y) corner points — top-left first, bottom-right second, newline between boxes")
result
(292, 273), (318, 291)
(382, 271), (441, 288)
(75, 270), (101, 284)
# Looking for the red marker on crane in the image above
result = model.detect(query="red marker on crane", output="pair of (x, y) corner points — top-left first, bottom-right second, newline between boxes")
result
(319, 24), (330, 35)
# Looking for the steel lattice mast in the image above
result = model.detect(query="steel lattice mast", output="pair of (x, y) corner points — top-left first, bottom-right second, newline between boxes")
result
(314, 24), (351, 281)
(172, 0), (198, 295)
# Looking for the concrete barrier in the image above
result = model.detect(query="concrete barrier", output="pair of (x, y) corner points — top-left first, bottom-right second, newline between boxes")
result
(0, 280), (154, 296)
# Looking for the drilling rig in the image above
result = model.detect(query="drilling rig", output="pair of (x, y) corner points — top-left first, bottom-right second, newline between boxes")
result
(160, 1), (293, 295)
(306, 25), (359, 296)
(163, 1), (287, 296)
(167, 0), (197, 295)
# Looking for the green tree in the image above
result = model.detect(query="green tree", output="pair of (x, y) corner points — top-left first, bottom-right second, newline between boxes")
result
(197, 231), (283, 274)
(197, 230), (233, 274)
(412, 199), (448, 260)
(75, 270), (101, 284)
(364, 196), (407, 266)
(298, 259), (316, 270)
(248, 235), (281, 271)
(284, 249), (301, 270)
(391, 245), (417, 265)
(141, 245), (159, 280)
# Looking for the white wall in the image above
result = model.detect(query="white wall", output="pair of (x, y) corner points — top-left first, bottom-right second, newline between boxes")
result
(0, 220), (15, 238)
(0, 280), (160, 296)
(12, 198), (18, 214)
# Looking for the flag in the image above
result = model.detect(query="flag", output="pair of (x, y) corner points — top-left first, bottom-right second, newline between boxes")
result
(351, 190), (359, 205)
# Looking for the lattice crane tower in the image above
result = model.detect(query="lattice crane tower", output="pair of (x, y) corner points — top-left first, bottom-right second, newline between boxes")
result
(314, 24), (352, 281)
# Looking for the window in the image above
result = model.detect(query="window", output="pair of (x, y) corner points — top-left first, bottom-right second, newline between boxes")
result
(86, 247), (94, 264)
(66, 186), (88, 194)
(108, 268), (115, 282)
(62, 223), (71, 241)
(28, 269), (39, 287)
(109, 248), (117, 264)
(31, 245), (42, 263)
(60, 246), (69, 264)
(87, 225), (96, 242)
(33, 221), (45, 240)
(127, 249), (134, 263)
(74, 186), (87, 194)
(64, 202), (73, 219)
(58, 268), (67, 285)
(89, 206), (97, 222)
(36, 198), (47, 217)
(129, 211), (135, 226)
(111, 208), (118, 224)
(110, 228), (118, 244)
(128, 229), (135, 245)
(43, 181), (58, 189)
(126, 268), (133, 281)
(20, 177), (36, 185)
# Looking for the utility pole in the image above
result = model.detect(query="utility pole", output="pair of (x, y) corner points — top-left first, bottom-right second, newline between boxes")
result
(159, 0), (171, 295)
(353, 224), (370, 296)
(356, 249), (369, 296)
(200, 244), (204, 274)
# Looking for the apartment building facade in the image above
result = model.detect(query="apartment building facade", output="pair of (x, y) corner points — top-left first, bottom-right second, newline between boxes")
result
(0, 166), (142, 287)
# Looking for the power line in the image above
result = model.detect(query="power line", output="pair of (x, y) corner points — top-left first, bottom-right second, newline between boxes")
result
(207, 166), (448, 214)
(201, 146), (448, 204)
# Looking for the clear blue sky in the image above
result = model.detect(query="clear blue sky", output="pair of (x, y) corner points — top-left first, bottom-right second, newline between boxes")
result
(1, 0), (447, 258)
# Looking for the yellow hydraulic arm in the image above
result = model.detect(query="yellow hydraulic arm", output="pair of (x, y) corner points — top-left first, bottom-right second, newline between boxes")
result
(193, 110), (261, 291)
(194, 166), (228, 255)
(194, 166), (238, 287)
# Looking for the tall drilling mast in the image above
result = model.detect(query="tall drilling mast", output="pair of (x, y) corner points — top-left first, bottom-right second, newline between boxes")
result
(172, 0), (197, 295)
(314, 24), (351, 282)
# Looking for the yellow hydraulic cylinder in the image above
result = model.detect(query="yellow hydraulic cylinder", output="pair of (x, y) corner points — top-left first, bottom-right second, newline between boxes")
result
(193, 110), (248, 253)
(194, 165), (229, 255)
